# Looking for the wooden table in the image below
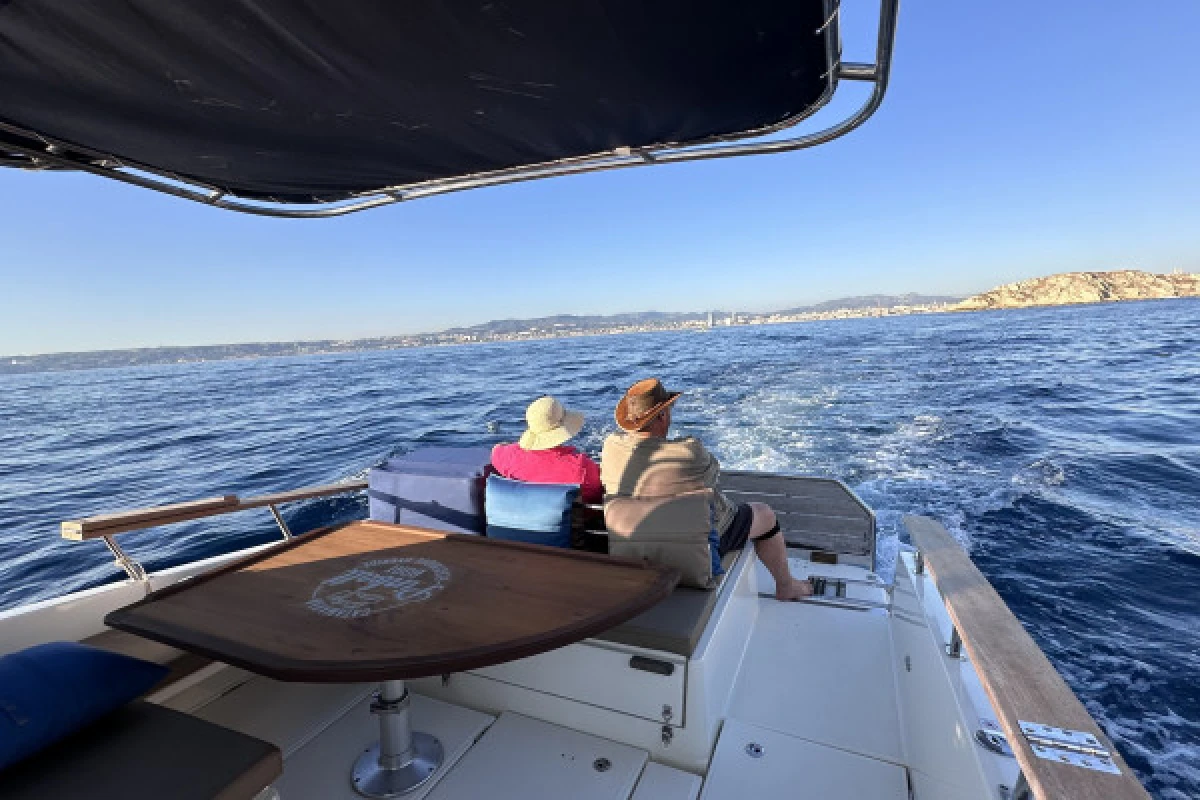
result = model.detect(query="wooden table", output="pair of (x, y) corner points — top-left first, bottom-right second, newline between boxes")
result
(107, 521), (678, 798)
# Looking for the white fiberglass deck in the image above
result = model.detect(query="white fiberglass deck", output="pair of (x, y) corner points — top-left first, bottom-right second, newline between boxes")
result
(732, 557), (904, 764)
(701, 719), (908, 800)
(136, 549), (917, 800)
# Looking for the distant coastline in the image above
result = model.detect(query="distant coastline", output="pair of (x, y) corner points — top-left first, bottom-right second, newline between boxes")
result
(3, 270), (1195, 375)
(952, 269), (1198, 311)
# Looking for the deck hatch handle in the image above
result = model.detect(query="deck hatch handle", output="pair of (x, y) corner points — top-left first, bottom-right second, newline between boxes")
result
(1018, 721), (1121, 774)
(629, 656), (675, 676)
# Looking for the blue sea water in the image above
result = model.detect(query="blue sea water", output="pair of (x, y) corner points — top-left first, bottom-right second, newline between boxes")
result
(1, 299), (1197, 797)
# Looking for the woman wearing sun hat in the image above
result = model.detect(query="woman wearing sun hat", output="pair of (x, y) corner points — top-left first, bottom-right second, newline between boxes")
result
(491, 396), (603, 503)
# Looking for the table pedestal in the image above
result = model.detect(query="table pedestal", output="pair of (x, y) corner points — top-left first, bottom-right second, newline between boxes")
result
(351, 680), (444, 798)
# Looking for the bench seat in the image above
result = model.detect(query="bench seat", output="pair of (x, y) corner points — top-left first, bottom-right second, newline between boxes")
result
(595, 551), (740, 657)
(83, 628), (212, 695)
(0, 700), (282, 800)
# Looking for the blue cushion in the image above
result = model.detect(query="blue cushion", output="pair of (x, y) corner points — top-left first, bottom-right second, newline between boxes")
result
(709, 529), (725, 578)
(485, 475), (578, 549)
(0, 641), (168, 770)
(383, 446), (495, 478)
(370, 447), (494, 534)
(707, 502), (725, 578)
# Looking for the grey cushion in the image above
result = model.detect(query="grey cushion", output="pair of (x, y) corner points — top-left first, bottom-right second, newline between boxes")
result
(0, 701), (282, 800)
(596, 550), (739, 657)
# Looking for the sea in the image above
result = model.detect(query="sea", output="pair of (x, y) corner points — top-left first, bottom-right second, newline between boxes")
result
(1, 299), (1197, 798)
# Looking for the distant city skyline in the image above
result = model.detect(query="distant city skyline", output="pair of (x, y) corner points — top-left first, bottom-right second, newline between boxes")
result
(1, 0), (1198, 355)
(3, 291), (964, 364)
(6, 267), (1196, 368)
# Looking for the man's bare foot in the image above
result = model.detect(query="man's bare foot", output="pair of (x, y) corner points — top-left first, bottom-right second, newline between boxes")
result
(775, 578), (814, 602)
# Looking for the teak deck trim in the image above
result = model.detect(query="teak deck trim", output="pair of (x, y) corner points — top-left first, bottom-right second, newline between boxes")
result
(905, 515), (1150, 800)
(61, 481), (368, 540)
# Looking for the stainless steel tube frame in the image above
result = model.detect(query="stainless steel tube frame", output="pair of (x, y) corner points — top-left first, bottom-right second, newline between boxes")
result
(0, 0), (899, 218)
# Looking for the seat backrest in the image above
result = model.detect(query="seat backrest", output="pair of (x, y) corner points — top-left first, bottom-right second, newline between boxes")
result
(367, 446), (492, 534)
(604, 489), (716, 589)
(485, 475), (579, 548)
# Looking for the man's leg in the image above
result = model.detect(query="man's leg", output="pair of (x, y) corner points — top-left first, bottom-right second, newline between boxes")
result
(746, 502), (813, 601)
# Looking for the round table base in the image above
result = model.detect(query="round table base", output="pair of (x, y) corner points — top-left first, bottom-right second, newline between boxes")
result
(351, 733), (444, 798)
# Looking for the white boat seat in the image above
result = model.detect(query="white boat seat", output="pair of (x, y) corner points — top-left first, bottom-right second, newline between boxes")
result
(595, 551), (739, 657)
(0, 700), (281, 800)
(83, 628), (212, 695)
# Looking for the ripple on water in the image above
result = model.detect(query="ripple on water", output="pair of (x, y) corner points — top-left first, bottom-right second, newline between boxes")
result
(1, 299), (1198, 797)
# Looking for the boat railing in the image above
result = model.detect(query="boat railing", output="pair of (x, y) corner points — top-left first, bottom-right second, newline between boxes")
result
(904, 515), (1150, 800)
(721, 471), (877, 570)
(60, 481), (368, 581)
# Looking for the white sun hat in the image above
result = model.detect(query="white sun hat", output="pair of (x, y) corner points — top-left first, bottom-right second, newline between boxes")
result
(518, 396), (585, 451)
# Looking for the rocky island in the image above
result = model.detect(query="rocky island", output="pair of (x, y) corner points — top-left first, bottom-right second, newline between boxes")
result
(954, 269), (1199, 311)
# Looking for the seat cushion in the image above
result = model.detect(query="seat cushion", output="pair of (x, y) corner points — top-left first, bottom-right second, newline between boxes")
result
(0, 641), (168, 770)
(368, 468), (488, 533)
(0, 700), (282, 800)
(596, 551), (740, 657)
(383, 446), (495, 477)
(369, 446), (494, 534)
(485, 475), (578, 548)
(604, 490), (715, 589)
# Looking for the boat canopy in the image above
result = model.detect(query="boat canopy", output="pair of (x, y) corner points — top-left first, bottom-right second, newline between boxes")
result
(0, 0), (897, 216)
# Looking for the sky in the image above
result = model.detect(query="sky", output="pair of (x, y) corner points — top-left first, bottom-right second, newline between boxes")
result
(1, 1), (1198, 355)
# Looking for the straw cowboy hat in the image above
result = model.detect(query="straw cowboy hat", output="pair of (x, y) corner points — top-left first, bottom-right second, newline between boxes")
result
(519, 396), (585, 450)
(615, 378), (681, 432)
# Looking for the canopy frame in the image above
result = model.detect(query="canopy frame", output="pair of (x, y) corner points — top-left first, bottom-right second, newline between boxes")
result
(0, 0), (898, 217)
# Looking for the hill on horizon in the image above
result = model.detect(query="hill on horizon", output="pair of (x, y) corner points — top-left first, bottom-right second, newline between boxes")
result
(954, 269), (1199, 310)
(443, 310), (702, 336)
(778, 293), (962, 315)
(5, 277), (1194, 374)
(445, 294), (961, 336)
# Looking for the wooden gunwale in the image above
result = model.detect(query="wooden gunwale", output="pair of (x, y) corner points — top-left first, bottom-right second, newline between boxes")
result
(905, 515), (1150, 800)
(61, 480), (368, 540)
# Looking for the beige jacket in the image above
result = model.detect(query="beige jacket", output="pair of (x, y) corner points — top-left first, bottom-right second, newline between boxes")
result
(600, 433), (737, 534)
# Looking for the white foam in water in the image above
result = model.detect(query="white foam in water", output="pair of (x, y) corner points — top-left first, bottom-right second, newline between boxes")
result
(3, 302), (1198, 796)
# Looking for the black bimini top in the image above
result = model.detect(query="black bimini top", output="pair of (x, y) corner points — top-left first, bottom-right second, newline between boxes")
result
(0, 1), (898, 215)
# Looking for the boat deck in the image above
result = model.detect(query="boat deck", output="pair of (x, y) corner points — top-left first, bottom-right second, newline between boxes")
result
(1, 471), (1049, 799)
(156, 549), (908, 800)
(731, 558), (904, 765)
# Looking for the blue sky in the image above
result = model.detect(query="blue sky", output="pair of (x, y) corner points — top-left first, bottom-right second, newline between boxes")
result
(1, 0), (1198, 355)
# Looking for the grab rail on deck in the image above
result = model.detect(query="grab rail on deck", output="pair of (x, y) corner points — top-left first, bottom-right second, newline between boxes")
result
(61, 481), (368, 580)
(904, 516), (1149, 800)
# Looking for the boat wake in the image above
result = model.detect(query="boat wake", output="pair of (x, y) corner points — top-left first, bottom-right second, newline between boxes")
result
(2, 300), (1197, 797)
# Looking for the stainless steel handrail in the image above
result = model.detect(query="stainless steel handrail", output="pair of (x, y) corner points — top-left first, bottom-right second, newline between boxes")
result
(61, 481), (368, 581)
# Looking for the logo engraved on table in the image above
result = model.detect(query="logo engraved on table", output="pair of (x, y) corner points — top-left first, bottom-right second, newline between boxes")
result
(306, 557), (451, 618)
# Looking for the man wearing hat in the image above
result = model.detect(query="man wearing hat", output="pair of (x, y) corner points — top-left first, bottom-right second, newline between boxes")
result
(492, 396), (603, 503)
(601, 378), (813, 601)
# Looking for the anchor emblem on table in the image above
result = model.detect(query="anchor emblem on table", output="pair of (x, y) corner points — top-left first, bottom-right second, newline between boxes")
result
(307, 557), (450, 618)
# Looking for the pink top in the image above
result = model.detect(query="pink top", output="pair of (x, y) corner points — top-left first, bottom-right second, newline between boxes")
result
(491, 443), (603, 504)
